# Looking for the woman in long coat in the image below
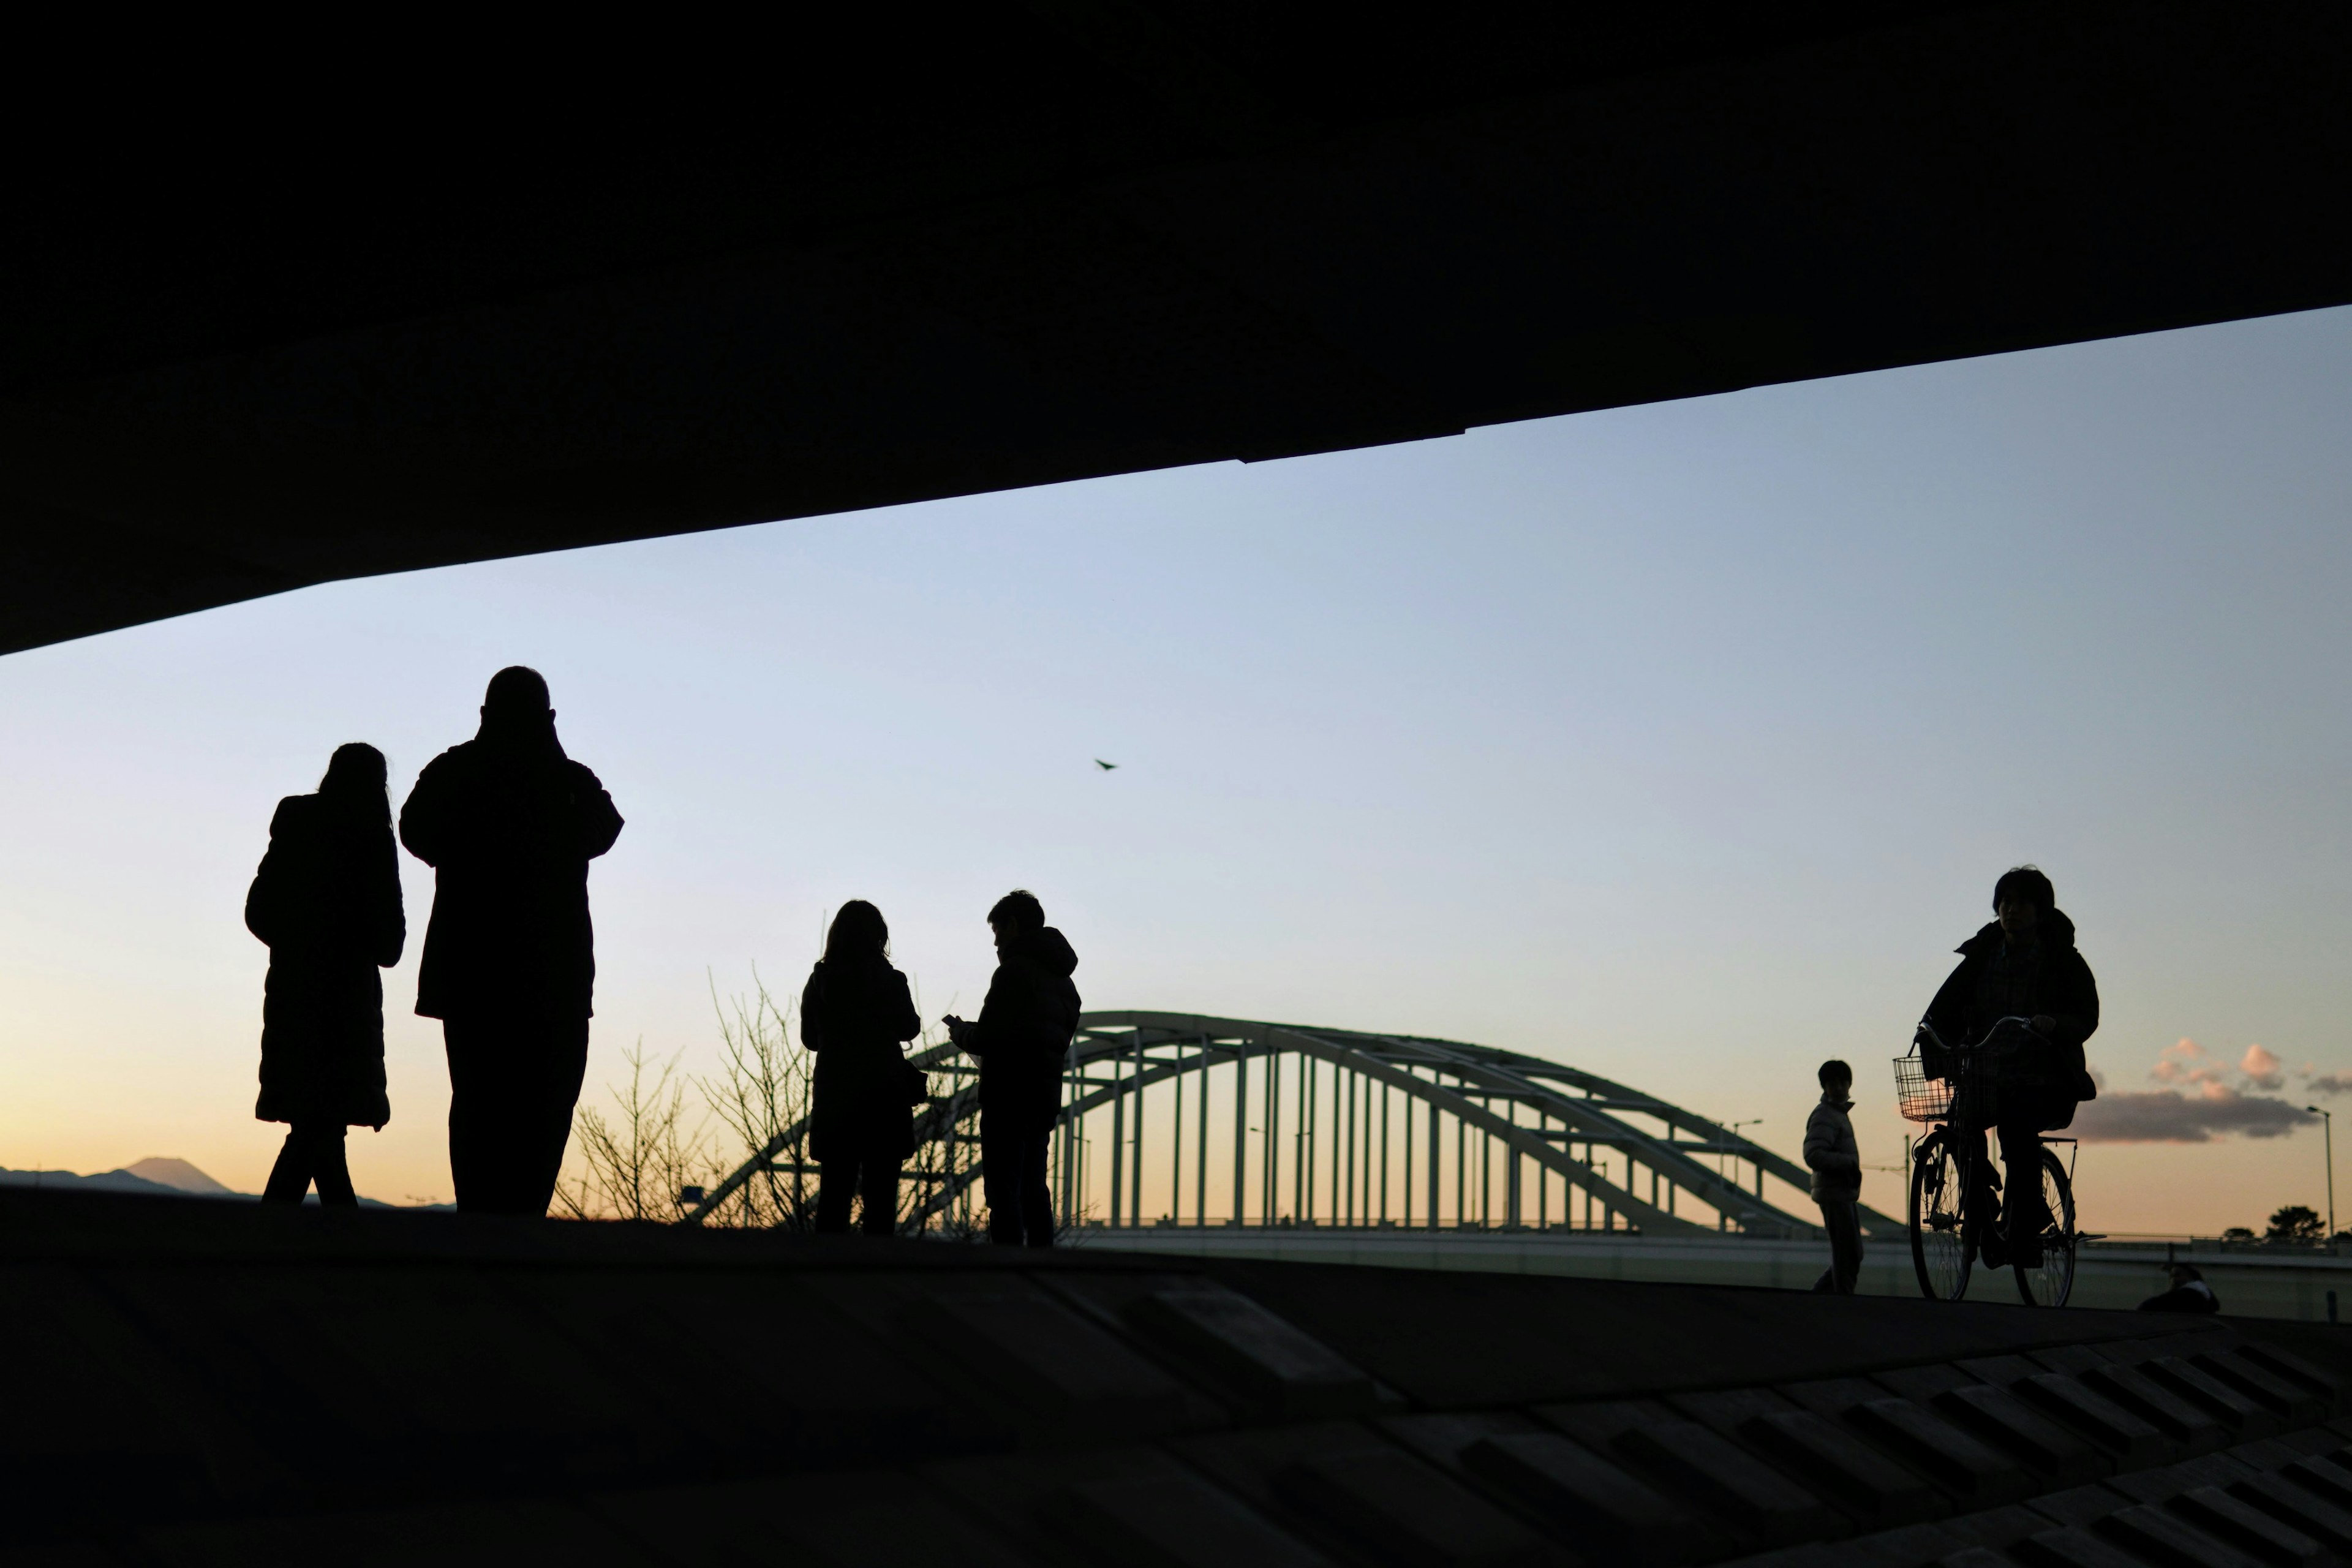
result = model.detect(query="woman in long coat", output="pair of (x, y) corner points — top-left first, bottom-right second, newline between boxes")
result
(245, 742), (406, 1205)
(801, 900), (921, 1235)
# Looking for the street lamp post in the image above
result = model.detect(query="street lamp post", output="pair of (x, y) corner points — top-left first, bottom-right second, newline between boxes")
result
(2308, 1106), (2334, 1240)
(1728, 1118), (1766, 1201)
(1724, 1118), (1765, 1177)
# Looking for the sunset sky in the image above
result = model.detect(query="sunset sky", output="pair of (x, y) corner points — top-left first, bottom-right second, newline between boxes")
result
(3, 304), (2348, 1234)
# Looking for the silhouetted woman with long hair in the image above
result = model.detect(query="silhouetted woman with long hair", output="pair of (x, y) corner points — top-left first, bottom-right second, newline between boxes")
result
(801, 900), (921, 1235)
(246, 743), (405, 1205)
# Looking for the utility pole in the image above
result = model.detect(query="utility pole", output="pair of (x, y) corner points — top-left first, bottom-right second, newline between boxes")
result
(1728, 1118), (1764, 1183)
(2309, 1106), (2335, 1239)
(1725, 1119), (1764, 1225)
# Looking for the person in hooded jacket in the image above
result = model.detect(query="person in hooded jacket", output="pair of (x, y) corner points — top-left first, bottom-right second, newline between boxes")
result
(246, 742), (406, 1205)
(944, 889), (1079, 1246)
(801, 900), (922, 1235)
(399, 667), (623, 1215)
(1921, 864), (2099, 1268)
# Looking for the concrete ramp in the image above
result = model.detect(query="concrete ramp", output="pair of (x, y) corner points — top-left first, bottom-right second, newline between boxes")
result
(9, 1185), (2352, 1566)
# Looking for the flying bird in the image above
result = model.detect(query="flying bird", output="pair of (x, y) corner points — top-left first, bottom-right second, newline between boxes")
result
(1095, 759), (1118, 771)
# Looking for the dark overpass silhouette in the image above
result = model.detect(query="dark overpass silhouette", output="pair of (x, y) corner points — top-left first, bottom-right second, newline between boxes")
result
(7, 6), (2349, 653)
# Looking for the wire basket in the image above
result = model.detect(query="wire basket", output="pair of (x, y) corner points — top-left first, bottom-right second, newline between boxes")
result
(1893, 1050), (1992, 1125)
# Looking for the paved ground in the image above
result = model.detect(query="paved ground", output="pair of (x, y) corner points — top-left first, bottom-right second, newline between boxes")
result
(8, 1185), (2352, 1566)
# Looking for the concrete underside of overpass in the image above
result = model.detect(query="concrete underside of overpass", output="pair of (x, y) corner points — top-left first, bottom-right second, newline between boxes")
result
(7, 6), (2350, 655)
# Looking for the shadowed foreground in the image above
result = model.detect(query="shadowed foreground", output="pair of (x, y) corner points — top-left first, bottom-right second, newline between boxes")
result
(9, 1186), (2352, 1566)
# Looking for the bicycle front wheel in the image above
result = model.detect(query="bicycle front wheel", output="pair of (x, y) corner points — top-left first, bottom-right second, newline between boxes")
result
(1910, 1129), (1973, 1301)
(2015, 1148), (2078, 1308)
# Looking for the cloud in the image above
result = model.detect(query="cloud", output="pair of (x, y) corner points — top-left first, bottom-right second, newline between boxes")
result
(2309, 1073), (2352, 1097)
(2070, 1036), (2315, 1142)
(2073, 1088), (2313, 1144)
(2150, 1039), (2222, 1088)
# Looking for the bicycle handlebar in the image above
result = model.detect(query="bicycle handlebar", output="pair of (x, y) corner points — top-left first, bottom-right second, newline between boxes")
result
(1914, 1016), (2040, 1055)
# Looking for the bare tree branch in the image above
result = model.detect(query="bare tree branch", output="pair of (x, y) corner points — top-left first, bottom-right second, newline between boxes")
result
(561, 968), (987, 1240)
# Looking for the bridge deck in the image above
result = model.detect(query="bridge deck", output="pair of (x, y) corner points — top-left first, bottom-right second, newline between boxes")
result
(1083, 1225), (2352, 1324)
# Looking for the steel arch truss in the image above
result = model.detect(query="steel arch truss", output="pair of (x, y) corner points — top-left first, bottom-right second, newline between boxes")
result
(691, 1011), (1898, 1238)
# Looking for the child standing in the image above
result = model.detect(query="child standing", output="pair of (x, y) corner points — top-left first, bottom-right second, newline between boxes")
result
(1805, 1059), (1864, 1294)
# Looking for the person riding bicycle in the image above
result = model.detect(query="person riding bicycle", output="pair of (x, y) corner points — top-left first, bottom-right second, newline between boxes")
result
(1920, 865), (2099, 1268)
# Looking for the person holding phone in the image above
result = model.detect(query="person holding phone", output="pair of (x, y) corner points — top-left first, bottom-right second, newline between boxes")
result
(944, 890), (1079, 1246)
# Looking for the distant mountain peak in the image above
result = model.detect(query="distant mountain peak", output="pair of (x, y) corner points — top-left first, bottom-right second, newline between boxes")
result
(1, 1158), (417, 1208)
(120, 1158), (235, 1195)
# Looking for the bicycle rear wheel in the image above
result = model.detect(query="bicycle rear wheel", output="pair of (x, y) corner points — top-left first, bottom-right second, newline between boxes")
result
(2015, 1148), (2078, 1307)
(1910, 1129), (1973, 1300)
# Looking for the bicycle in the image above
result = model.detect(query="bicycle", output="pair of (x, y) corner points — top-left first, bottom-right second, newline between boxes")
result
(1894, 1017), (2079, 1307)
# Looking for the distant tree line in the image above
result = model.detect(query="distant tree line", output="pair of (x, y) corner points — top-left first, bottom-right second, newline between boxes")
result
(2212, 1204), (2340, 1245)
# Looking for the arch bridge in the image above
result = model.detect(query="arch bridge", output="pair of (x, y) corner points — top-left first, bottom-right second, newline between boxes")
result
(691, 1011), (1898, 1240)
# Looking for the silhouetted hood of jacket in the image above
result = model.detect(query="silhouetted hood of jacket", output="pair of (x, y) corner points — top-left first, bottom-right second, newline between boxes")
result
(1023, 927), (1080, 982)
(1954, 908), (2079, 963)
(968, 927), (1081, 1126)
(1923, 907), (2100, 1102)
(968, 925), (1080, 1129)
(399, 723), (622, 1020)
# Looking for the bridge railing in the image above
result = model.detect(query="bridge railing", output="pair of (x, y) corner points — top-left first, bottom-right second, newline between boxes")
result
(690, 1011), (1896, 1239)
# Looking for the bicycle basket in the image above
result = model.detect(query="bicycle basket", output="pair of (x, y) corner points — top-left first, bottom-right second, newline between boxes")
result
(1892, 1052), (1951, 1123)
(1893, 1048), (1995, 1124)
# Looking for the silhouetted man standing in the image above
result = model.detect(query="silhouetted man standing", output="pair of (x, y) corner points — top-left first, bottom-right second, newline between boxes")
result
(401, 667), (623, 1215)
(944, 890), (1079, 1246)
